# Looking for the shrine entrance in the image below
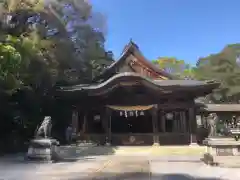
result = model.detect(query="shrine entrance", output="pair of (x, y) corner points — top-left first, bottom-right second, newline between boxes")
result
(111, 110), (153, 133)
(107, 105), (155, 145)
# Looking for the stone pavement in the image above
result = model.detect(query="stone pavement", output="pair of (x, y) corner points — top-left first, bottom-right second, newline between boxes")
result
(1, 146), (240, 180)
(80, 155), (240, 180)
(114, 146), (206, 156)
(0, 154), (112, 180)
(0, 144), (110, 180)
(34, 156), (112, 180)
(86, 156), (151, 180)
(150, 156), (240, 180)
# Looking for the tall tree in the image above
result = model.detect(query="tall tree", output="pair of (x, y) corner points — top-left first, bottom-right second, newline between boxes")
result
(0, 0), (114, 152)
(44, 0), (113, 83)
(195, 44), (240, 103)
(1, 0), (113, 87)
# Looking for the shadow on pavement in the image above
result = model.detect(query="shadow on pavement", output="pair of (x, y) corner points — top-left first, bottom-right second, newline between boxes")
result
(58, 145), (117, 160)
(151, 173), (224, 180)
(0, 145), (117, 164)
(67, 172), (225, 180)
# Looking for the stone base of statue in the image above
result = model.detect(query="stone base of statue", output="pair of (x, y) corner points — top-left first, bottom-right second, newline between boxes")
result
(202, 137), (240, 167)
(26, 138), (60, 162)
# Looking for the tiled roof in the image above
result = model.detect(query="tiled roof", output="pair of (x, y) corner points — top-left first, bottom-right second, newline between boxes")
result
(59, 72), (219, 92)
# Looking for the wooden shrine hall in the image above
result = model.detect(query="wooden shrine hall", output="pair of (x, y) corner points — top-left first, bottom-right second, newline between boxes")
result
(57, 40), (220, 145)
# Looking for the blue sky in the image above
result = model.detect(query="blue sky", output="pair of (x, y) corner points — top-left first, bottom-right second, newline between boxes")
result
(91, 0), (240, 65)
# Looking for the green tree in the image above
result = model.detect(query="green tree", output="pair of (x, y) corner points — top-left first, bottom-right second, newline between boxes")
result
(0, 0), (113, 152)
(195, 44), (240, 103)
(0, 35), (28, 93)
(152, 57), (195, 79)
(1, 0), (113, 85)
(44, 0), (113, 84)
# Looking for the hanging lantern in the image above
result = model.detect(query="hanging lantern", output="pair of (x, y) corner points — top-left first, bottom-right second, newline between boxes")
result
(93, 115), (100, 122)
(140, 111), (144, 116)
(120, 111), (123, 116)
(129, 111), (134, 116)
(166, 113), (173, 120)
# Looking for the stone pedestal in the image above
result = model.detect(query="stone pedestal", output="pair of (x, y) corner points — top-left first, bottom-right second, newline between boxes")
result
(202, 137), (240, 166)
(26, 138), (60, 162)
(105, 142), (111, 146)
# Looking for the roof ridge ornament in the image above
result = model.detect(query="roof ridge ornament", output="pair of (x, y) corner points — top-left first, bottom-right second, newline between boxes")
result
(129, 38), (139, 49)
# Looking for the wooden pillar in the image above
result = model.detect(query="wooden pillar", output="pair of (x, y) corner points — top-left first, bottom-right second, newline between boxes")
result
(79, 112), (87, 142)
(152, 105), (159, 146)
(189, 107), (197, 145)
(173, 111), (178, 133)
(72, 109), (79, 134)
(179, 111), (183, 132)
(105, 107), (112, 146)
(161, 110), (166, 132)
(174, 111), (181, 132)
(180, 112), (182, 132)
(175, 112), (179, 133)
(182, 111), (187, 133)
(157, 109), (161, 132)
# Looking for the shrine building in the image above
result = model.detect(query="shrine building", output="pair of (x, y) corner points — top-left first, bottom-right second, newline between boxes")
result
(57, 40), (220, 146)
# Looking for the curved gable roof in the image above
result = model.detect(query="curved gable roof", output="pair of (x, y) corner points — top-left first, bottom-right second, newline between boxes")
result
(93, 40), (175, 82)
(60, 72), (220, 92)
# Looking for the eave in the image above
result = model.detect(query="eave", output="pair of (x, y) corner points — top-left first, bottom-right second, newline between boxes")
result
(58, 72), (220, 98)
(197, 104), (240, 112)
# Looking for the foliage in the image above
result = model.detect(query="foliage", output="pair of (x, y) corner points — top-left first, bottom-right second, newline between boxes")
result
(195, 44), (240, 103)
(0, 0), (114, 153)
(44, 0), (113, 83)
(152, 57), (195, 79)
(1, 0), (113, 85)
(0, 37), (22, 91)
(152, 46), (240, 103)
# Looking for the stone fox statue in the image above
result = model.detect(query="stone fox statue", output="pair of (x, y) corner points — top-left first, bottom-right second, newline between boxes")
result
(35, 116), (52, 138)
